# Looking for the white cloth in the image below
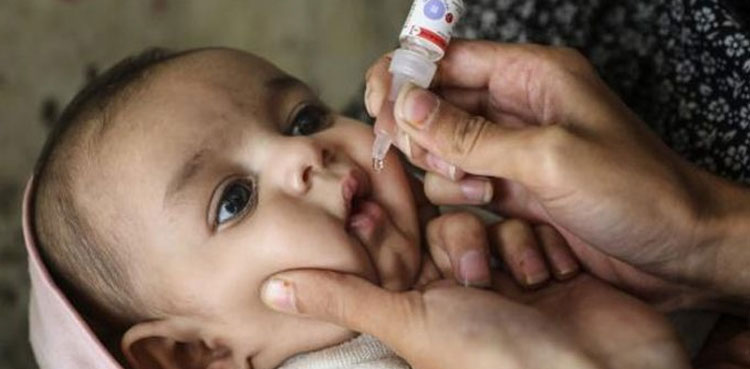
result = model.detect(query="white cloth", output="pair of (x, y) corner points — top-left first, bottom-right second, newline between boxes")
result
(279, 334), (409, 369)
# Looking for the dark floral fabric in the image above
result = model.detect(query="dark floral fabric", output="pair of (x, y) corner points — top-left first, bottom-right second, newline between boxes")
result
(452, 0), (750, 182)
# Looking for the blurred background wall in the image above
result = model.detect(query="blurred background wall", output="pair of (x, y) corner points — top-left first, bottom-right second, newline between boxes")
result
(0, 1), (410, 367)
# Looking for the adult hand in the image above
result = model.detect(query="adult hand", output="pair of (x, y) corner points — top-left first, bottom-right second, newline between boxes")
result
(424, 211), (581, 288)
(260, 270), (689, 369)
(365, 40), (750, 311)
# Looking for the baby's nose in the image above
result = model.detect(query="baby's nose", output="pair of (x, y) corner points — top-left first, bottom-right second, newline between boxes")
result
(278, 137), (334, 197)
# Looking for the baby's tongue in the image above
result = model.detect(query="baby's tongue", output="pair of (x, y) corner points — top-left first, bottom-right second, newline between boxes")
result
(347, 200), (385, 245)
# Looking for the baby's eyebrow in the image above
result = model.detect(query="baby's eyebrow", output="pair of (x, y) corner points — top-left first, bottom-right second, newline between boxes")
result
(264, 75), (304, 91)
(163, 75), (303, 206)
(164, 148), (209, 205)
(264, 75), (308, 109)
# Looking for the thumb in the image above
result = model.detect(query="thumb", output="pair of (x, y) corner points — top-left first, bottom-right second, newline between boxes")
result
(394, 83), (542, 183)
(260, 270), (415, 344)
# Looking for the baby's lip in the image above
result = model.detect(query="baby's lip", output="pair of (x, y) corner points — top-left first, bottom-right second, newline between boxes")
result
(341, 168), (387, 246)
(341, 168), (371, 220)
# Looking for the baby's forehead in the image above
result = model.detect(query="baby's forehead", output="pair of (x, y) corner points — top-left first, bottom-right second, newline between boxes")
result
(147, 49), (287, 107)
(106, 49), (294, 142)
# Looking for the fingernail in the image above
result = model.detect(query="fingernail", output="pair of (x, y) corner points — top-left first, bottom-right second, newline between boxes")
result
(397, 86), (438, 130)
(261, 278), (298, 313)
(551, 252), (580, 280)
(447, 164), (465, 181)
(458, 250), (491, 287)
(426, 153), (463, 180)
(460, 178), (494, 204)
(520, 249), (549, 286)
(398, 130), (413, 159)
(365, 82), (384, 119)
(448, 165), (457, 181)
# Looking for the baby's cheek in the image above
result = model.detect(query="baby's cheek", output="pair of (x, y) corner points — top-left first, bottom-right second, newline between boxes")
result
(254, 209), (379, 283)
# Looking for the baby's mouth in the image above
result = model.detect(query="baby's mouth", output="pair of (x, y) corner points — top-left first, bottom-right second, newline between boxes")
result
(340, 167), (418, 291)
(341, 169), (385, 245)
(347, 199), (386, 246)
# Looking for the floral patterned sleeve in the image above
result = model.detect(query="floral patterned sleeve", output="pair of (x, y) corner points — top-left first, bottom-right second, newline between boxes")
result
(453, 0), (750, 182)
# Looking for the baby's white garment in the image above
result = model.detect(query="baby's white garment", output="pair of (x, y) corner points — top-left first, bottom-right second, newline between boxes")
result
(278, 334), (409, 369)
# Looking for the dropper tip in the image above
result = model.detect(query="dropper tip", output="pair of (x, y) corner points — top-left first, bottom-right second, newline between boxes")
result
(371, 133), (393, 173)
(372, 158), (385, 172)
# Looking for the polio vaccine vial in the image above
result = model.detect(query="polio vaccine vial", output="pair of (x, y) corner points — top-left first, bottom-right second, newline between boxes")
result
(372, 0), (465, 172)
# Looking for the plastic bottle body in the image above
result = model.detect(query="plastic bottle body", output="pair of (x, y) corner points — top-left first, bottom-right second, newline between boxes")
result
(372, 0), (465, 171)
(400, 37), (442, 63)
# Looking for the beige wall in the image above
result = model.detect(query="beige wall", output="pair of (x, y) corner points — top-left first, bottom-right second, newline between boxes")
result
(0, 1), (410, 367)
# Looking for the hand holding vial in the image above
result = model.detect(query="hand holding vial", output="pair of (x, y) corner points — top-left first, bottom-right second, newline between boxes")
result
(371, 0), (465, 172)
(366, 39), (750, 313)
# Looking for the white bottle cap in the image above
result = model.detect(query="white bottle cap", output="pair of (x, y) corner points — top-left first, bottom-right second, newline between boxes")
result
(389, 48), (437, 91)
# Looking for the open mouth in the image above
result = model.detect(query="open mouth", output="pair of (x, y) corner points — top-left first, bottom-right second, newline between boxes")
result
(341, 169), (385, 245)
(341, 169), (369, 220)
(340, 165), (420, 292)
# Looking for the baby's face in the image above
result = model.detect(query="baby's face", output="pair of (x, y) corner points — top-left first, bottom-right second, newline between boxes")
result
(82, 49), (420, 368)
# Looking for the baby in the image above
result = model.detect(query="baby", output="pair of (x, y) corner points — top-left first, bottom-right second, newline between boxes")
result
(30, 47), (422, 369)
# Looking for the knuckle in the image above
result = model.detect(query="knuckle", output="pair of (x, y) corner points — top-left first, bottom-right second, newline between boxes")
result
(441, 212), (485, 248)
(365, 56), (388, 83)
(315, 271), (349, 314)
(500, 218), (530, 236)
(391, 291), (426, 333)
(451, 113), (490, 161)
(444, 212), (483, 232)
(328, 294), (350, 324)
(422, 173), (445, 203)
(536, 126), (574, 178)
(550, 46), (595, 76)
(425, 216), (445, 243)
(317, 272), (366, 328)
(394, 291), (424, 317)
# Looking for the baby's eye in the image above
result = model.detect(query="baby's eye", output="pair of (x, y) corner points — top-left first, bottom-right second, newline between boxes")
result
(216, 180), (255, 226)
(286, 104), (332, 136)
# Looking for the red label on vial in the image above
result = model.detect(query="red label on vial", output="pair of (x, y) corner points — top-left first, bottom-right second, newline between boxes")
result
(417, 27), (448, 51)
(399, 0), (465, 55)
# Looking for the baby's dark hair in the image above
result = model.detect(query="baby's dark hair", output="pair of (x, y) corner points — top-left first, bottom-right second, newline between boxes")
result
(31, 48), (193, 352)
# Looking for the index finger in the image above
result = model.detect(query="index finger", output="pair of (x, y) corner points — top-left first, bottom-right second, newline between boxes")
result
(365, 53), (393, 120)
(366, 41), (542, 136)
(436, 40), (594, 89)
(435, 40), (595, 125)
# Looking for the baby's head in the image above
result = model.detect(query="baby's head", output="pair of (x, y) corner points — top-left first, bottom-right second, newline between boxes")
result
(32, 48), (421, 369)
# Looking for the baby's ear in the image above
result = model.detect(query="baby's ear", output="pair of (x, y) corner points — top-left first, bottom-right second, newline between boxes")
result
(122, 319), (239, 369)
